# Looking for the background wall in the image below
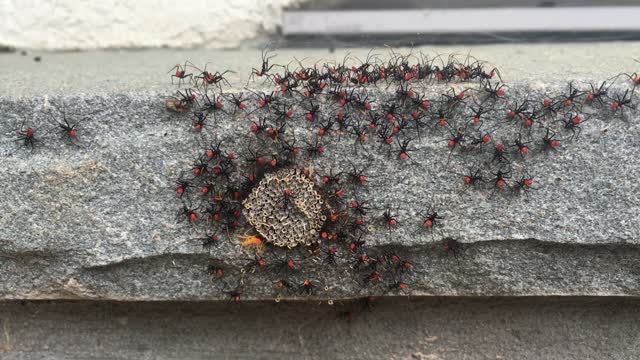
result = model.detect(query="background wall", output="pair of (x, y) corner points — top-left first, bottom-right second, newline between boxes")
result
(0, 0), (305, 50)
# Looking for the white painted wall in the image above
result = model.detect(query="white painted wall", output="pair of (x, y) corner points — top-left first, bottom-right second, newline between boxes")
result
(0, 0), (305, 50)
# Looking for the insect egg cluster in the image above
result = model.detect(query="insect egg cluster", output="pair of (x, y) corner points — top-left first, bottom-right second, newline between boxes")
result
(243, 168), (328, 248)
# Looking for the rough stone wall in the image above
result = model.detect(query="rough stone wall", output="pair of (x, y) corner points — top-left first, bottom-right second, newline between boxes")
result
(0, 0), (306, 50)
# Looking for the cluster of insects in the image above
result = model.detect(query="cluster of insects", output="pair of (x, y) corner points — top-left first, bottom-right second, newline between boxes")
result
(165, 48), (638, 302)
(9, 105), (101, 153)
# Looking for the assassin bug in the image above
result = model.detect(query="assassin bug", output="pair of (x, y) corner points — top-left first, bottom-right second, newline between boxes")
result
(190, 62), (229, 89)
(225, 93), (249, 113)
(249, 116), (271, 136)
(224, 286), (243, 303)
(489, 168), (511, 194)
(316, 118), (335, 137)
(175, 178), (193, 197)
(388, 280), (409, 293)
(541, 128), (561, 151)
(248, 47), (280, 83)
(460, 166), (484, 192)
(268, 250), (302, 275)
(280, 136), (301, 159)
(322, 245), (340, 266)
(467, 100), (492, 125)
(169, 62), (193, 85)
(558, 113), (586, 140)
(442, 87), (468, 108)
(171, 89), (198, 110)
(419, 208), (444, 231)
(206, 264), (225, 280)
(191, 112), (209, 132)
(561, 82), (584, 107)
(198, 233), (221, 249)
(481, 80), (507, 100)
(320, 168), (343, 189)
(584, 80), (610, 107)
(275, 279), (295, 298)
(241, 255), (267, 274)
(299, 279), (316, 295)
(14, 121), (39, 150)
(395, 83), (415, 104)
(177, 202), (199, 223)
(346, 163), (372, 188)
(380, 208), (398, 230)
(512, 133), (531, 156)
(395, 138), (418, 161)
(203, 70), (234, 91)
(304, 136), (325, 158)
(200, 93), (225, 120)
(513, 173), (535, 199)
(46, 109), (85, 144)
(303, 100), (321, 121)
(506, 100), (530, 119)
(609, 89), (636, 114)
(349, 198), (376, 217)
(442, 238), (464, 262)
(492, 143), (510, 164)
(249, 90), (276, 109)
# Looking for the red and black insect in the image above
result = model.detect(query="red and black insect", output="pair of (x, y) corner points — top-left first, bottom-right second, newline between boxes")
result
(206, 264), (225, 280)
(460, 167), (484, 191)
(560, 82), (584, 107)
(489, 168), (511, 193)
(14, 121), (39, 150)
(388, 280), (408, 293)
(200, 93), (225, 119)
(491, 143), (510, 164)
(199, 233), (221, 248)
(242, 255), (267, 274)
(419, 208), (444, 231)
(191, 111), (209, 132)
(303, 100), (321, 121)
(173, 89), (198, 108)
(47, 111), (81, 143)
(203, 70), (234, 91)
(395, 138), (418, 161)
(304, 136), (325, 158)
(346, 163), (371, 188)
(249, 90), (276, 109)
(169, 62), (193, 85)
(249, 47), (279, 83)
(609, 89), (635, 114)
(513, 174), (535, 198)
(280, 137), (301, 159)
(175, 178), (193, 197)
(299, 279), (315, 295)
(512, 133), (531, 156)
(178, 202), (199, 223)
(225, 93), (249, 112)
(349, 198), (376, 217)
(322, 245), (340, 266)
(275, 279), (295, 294)
(380, 208), (398, 230)
(481, 80), (507, 100)
(584, 80), (610, 107)
(541, 128), (561, 151)
(442, 238), (463, 262)
(558, 113), (586, 140)
(506, 100), (530, 120)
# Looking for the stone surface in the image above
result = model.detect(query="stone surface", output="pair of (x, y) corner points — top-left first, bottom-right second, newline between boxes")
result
(1, 298), (640, 359)
(0, 0), (307, 50)
(1, 43), (640, 300)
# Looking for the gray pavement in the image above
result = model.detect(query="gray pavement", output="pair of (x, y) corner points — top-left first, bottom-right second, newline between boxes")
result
(1, 297), (639, 360)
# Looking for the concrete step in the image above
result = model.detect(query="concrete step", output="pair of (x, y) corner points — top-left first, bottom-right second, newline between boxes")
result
(0, 43), (639, 301)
